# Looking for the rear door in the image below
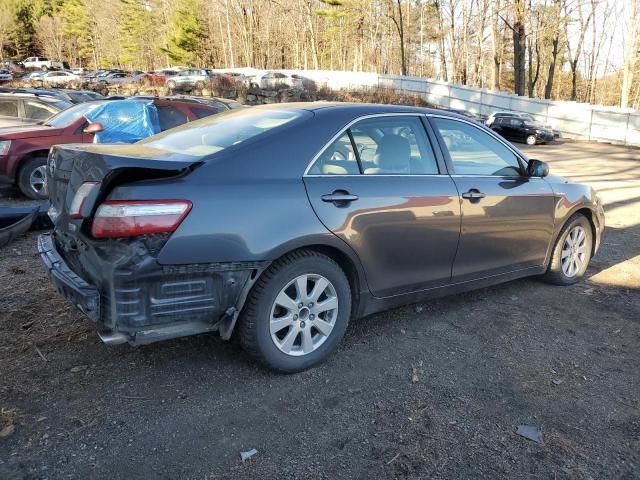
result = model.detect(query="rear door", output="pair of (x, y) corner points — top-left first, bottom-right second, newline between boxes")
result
(509, 118), (527, 142)
(304, 114), (461, 298)
(429, 116), (555, 282)
(0, 99), (21, 127)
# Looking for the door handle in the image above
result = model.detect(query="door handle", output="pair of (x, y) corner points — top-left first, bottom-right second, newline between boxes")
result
(321, 191), (359, 204)
(461, 189), (486, 200)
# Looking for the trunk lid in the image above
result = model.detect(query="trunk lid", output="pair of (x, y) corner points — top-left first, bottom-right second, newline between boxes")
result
(48, 143), (201, 231)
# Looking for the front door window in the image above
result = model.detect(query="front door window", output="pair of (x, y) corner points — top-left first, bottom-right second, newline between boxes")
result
(432, 117), (522, 176)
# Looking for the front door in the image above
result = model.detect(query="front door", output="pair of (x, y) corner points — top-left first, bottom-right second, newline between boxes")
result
(304, 114), (461, 298)
(429, 116), (556, 282)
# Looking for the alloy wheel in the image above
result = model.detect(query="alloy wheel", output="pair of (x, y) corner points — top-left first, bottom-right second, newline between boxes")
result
(561, 226), (588, 277)
(269, 274), (339, 356)
(29, 165), (47, 195)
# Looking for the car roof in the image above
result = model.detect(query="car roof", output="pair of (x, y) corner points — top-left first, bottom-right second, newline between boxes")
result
(244, 101), (458, 117)
(491, 111), (530, 117)
(0, 92), (65, 103)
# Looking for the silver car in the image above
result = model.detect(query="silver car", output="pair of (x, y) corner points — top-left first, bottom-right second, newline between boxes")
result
(166, 69), (215, 89)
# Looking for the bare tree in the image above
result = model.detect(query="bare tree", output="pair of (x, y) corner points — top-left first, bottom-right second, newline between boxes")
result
(621, 0), (639, 108)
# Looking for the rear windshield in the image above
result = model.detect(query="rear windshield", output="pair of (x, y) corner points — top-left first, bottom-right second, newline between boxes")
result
(140, 107), (311, 157)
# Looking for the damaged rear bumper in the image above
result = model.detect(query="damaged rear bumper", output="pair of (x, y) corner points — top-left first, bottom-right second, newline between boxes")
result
(38, 233), (267, 345)
(38, 233), (101, 320)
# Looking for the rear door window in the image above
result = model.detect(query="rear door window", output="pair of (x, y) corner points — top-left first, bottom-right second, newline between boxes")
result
(350, 116), (438, 175)
(309, 132), (359, 175)
(0, 99), (18, 117)
(157, 105), (189, 131)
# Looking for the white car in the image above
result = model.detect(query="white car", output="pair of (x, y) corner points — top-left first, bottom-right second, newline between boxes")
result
(248, 71), (302, 89)
(22, 57), (64, 71)
(40, 71), (80, 84)
(0, 70), (12, 82)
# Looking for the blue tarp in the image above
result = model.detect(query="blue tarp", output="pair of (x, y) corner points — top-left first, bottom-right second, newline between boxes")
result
(84, 100), (160, 144)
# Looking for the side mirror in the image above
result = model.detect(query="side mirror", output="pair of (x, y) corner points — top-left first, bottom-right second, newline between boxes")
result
(527, 159), (549, 177)
(83, 122), (104, 134)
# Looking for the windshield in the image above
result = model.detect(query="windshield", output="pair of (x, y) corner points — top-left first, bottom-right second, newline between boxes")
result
(45, 102), (101, 128)
(140, 107), (311, 156)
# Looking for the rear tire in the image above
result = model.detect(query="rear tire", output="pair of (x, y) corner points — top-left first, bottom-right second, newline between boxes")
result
(526, 134), (537, 145)
(166, 80), (176, 89)
(17, 156), (48, 200)
(542, 213), (593, 285)
(238, 250), (351, 373)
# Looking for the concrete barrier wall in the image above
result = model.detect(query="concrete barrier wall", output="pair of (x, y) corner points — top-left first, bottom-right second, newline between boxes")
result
(216, 68), (640, 147)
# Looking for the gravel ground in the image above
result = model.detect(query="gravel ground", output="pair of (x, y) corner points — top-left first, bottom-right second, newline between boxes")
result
(0, 140), (638, 480)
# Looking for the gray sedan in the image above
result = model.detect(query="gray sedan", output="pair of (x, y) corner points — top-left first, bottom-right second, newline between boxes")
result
(40, 103), (604, 372)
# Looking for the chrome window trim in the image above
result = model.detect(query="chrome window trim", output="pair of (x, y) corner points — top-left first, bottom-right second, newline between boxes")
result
(302, 112), (432, 177)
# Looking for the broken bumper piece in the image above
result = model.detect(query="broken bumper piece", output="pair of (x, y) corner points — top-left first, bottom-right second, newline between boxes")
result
(37, 233), (267, 345)
(38, 232), (100, 321)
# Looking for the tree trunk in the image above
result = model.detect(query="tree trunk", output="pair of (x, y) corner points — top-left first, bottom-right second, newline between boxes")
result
(513, 20), (526, 95)
(621, 0), (639, 108)
(394, 0), (407, 75)
(544, 34), (559, 99)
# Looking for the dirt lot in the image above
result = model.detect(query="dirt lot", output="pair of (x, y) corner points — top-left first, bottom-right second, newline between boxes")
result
(0, 140), (638, 479)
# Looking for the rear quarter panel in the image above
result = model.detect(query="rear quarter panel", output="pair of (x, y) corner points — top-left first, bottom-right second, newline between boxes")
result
(105, 108), (370, 290)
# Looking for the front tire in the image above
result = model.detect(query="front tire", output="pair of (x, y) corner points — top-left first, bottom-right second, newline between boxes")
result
(526, 134), (537, 145)
(239, 250), (351, 373)
(17, 156), (48, 200)
(542, 213), (593, 285)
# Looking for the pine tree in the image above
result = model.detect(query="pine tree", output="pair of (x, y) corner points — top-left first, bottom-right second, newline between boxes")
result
(119, 0), (157, 69)
(162, 0), (205, 66)
(58, 0), (97, 65)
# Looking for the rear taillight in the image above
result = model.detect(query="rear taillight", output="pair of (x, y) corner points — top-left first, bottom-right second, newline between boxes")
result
(69, 182), (100, 219)
(91, 200), (192, 238)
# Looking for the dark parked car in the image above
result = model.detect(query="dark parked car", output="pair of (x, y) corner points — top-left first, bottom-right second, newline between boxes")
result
(0, 87), (104, 104)
(489, 115), (554, 145)
(0, 98), (222, 199)
(39, 104), (604, 372)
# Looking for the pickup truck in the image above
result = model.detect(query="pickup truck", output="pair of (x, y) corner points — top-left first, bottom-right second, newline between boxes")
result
(22, 57), (64, 71)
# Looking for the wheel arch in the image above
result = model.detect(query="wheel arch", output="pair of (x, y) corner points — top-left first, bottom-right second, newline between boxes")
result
(245, 241), (367, 323)
(573, 207), (598, 256)
(14, 149), (50, 181)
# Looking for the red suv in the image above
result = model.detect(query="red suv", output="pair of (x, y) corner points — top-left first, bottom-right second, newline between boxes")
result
(0, 97), (224, 199)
